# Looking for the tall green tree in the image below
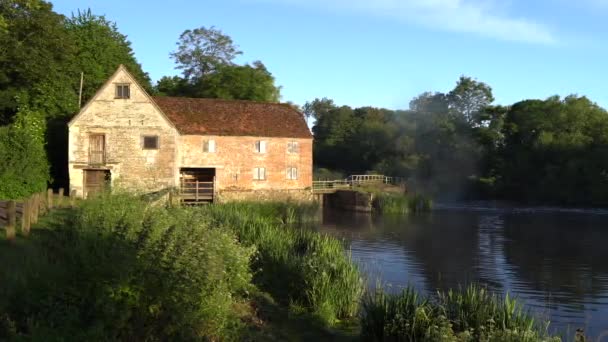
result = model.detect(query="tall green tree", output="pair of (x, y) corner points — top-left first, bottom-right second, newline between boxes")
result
(159, 27), (281, 102)
(447, 76), (494, 124)
(171, 26), (242, 81)
(65, 9), (152, 103)
(190, 62), (280, 102)
(0, 0), (77, 124)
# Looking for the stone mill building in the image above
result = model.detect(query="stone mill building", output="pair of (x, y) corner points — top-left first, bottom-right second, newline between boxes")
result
(68, 65), (313, 202)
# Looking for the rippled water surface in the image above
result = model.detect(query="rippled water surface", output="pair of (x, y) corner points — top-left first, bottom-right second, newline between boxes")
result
(318, 205), (608, 339)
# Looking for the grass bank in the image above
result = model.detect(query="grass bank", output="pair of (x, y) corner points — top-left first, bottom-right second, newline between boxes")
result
(0, 193), (362, 340)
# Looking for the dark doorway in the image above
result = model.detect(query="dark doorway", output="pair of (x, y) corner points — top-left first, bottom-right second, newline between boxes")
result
(179, 168), (216, 203)
(84, 169), (111, 198)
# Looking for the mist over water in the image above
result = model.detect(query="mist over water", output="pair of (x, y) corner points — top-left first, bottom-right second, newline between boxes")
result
(317, 205), (608, 339)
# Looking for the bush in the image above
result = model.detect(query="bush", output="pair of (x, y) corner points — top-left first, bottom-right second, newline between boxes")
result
(0, 107), (50, 199)
(1, 193), (255, 340)
(361, 285), (560, 342)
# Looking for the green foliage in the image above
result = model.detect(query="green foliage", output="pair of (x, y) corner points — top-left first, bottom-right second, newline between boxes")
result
(1, 193), (255, 340)
(312, 77), (608, 205)
(0, 106), (49, 199)
(372, 193), (432, 215)
(171, 25), (243, 81)
(361, 285), (560, 342)
(159, 27), (281, 102)
(202, 202), (363, 324)
(65, 9), (152, 103)
(0, 0), (78, 124)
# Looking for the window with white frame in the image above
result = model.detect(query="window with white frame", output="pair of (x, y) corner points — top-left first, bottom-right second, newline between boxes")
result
(286, 167), (298, 180)
(253, 167), (266, 180)
(203, 139), (216, 153)
(287, 141), (299, 154)
(255, 140), (267, 153)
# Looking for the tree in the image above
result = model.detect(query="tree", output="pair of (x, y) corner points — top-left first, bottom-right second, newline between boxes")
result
(448, 76), (494, 124)
(171, 26), (242, 82)
(191, 61), (280, 102)
(0, 0), (77, 124)
(65, 9), (152, 103)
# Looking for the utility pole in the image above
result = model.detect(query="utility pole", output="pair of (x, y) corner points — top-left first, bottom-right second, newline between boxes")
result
(78, 72), (84, 108)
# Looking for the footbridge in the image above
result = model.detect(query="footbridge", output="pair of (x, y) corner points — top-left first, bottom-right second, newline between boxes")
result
(312, 174), (406, 194)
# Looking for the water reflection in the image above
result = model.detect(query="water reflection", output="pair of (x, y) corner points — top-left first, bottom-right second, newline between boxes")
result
(318, 207), (608, 339)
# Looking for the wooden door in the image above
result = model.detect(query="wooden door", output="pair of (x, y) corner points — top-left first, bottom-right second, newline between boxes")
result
(89, 134), (105, 165)
(84, 170), (110, 198)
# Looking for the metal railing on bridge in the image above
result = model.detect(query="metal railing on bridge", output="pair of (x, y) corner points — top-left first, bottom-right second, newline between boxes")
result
(312, 175), (406, 193)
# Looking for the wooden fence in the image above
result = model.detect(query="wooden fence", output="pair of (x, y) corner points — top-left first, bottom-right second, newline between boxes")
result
(0, 188), (76, 241)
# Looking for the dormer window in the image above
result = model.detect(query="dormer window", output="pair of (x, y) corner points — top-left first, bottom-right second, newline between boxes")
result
(115, 84), (130, 99)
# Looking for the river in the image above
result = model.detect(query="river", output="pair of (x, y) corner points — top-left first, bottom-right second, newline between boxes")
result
(318, 204), (608, 339)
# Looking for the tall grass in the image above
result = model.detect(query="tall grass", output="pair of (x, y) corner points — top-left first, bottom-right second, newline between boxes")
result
(0, 194), (363, 340)
(1, 192), (255, 340)
(200, 201), (363, 324)
(373, 193), (433, 215)
(361, 285), (560, 342)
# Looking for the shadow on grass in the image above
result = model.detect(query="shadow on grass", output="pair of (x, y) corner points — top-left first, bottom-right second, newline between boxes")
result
(240, 291), (360, 342)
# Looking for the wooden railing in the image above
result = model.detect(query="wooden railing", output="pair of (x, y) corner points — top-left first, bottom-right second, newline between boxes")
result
(179, 180), (215, 202)
(1, 188), (76, 241)
(313, 175), (406, 193)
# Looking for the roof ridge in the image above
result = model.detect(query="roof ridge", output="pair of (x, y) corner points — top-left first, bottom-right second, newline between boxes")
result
(152, 95), (287, 106)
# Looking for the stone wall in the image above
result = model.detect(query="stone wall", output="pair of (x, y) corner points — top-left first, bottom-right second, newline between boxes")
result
(68, 67), (179, 197)
(217, 189), (314, 203)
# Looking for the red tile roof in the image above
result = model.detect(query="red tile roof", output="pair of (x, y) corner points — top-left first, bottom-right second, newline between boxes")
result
(152, 97), (312, 138)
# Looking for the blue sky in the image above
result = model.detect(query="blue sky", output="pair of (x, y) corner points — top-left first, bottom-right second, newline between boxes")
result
(51, 0), (608, 110)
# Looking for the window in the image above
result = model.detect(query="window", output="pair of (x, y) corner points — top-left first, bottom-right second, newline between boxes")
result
(287, 141), (299, 154)
(115, 84), (130, 99)
(143, 135), (159, 149)
(203, 139), (216, 153)
(253, 167), (266, 180)
(286, 167), (298, 180)
(255, 140), (267, 153)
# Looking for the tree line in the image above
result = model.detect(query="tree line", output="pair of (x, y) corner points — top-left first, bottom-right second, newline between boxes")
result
(307, 79), (608, 206)
(0, 0), (281, 199)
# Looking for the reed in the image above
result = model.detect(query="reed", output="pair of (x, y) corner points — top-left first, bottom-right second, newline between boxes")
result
(361, 284), (560, 342)
(373, 192), (433, 215)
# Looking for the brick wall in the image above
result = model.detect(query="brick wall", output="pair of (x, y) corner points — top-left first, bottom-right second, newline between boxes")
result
(179, 135), (313, 191)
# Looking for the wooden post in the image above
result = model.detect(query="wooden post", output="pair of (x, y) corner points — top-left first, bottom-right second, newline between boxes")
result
(57, 188), (64, 208)
(6, 201), (16, 241)
(21, 199), (31, 237)
(31, 194), (39, 224)
(47, 189), (53, 210)
(70, 190), (77, 207)
(195, 181), (199, 202)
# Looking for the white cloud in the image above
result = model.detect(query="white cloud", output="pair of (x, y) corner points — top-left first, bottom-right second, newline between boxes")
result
(260, 0), (557, 44)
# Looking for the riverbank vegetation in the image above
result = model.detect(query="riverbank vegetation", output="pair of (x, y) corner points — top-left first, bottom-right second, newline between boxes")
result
(0, 194), (361, 340)
(361, 285), (560, 342)
(1, 194), (564, 340)
(372, 192), (433, 215)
